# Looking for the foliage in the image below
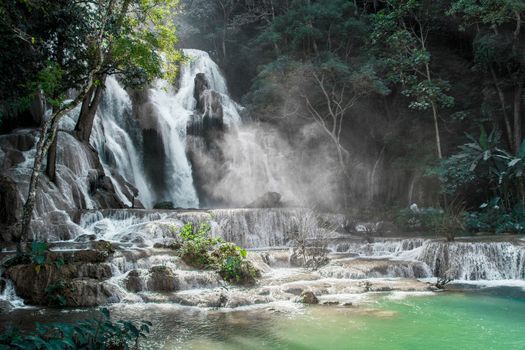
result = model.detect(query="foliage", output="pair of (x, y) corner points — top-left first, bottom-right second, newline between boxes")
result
(465, 199), (525, 234)
(177, 222), (223, 268)
(43, 281), (68, 307)
(210, 242), (259, 285)
(0, 308), (151, 349)
(429, 200), (466, 241)
(0, 0), (182, 122)
(435, 127), (525, 209)
(370, 0), (454, 113)
(290, 210), (331, 270)
(174, 222), (258, 284)
(29, 242), (64, 273)
(395, 206), (444, 232)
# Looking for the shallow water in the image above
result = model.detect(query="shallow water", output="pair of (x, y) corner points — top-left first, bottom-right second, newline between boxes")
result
(2, 290), (524, 350)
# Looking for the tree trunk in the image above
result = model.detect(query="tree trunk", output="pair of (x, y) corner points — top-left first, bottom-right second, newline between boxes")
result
(74, 75), (105, 143)
(490, 67), (513, 149)
(431, 100), (443, 159)
(45, 136), (58, 183)
(17, 120), (51, 252)
(222, 22), (227, 60)
(513, 82), (522, 154)
(19, 85), (92, 252)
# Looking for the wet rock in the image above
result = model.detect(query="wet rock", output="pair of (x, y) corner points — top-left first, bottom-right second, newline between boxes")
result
(0, 176), (19, 225)
(78, 263), (112, 280)
(0, 300), (13, 313)
(246, 252), (272, 273)
(4, 248), (113, 307)
(0, 279), (5, 294)
(125, 270), (145, 293)
(318, 258), (430, 279)
(74, 234), (98, 242)
(246, 192), (282, 208)
(94, 240), (115, 254)
(193, 73), (210, 112)
(0, 132), (35, 152)
(284, 287), (304, 296)
(66, 280), (119, 306)
(299, 291), (318, 304)
(54, 249), (109, 264)
(153, 201), (174, 210)
(2, 150), (25, 169)
(147, 266), (178, 292)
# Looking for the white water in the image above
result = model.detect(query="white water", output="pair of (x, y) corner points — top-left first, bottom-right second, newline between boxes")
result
(0, 278), (25, 309)
(91, 77), (153, 207)
(88, 49), (245, 208)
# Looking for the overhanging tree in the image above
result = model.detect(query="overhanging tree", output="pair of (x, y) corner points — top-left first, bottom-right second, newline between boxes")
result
(7, 0), (181, 252)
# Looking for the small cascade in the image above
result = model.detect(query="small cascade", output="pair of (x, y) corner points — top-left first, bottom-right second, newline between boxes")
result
(330, 238), (525, 280)
(0, 277), (25, 309)
(417, 241), (525, 280)
(78, 208), (346, 249)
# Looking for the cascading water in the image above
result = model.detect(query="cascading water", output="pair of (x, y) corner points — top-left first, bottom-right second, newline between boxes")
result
(88, 49), (243, 209)
(91, 77), (153, 208)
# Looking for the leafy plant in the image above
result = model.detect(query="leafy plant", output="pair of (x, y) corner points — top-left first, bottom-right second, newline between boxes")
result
(0, 308), (151, 349)
(465, 198), (525, 234)
(44, 281), (69, 307)
(28, 242), (65, 273)
(394, 207), (443, 232)
(177, 222), (223, 268)
(211, 243), (259, 285)
(174, 222), (259, 284)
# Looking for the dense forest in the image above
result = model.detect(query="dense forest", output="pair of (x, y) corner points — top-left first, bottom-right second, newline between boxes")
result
(177, 0), (525, 232)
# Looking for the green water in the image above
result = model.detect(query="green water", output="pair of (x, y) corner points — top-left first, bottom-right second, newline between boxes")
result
(3, 291), (524, 349)
(125, 291), (525, 350)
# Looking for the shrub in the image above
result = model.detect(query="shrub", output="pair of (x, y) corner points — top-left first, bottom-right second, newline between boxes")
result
(395, 202), (466, 240)
(0, 308), (150, 349)
(464, 199), (525, 234)
(429, 200), (466, 241)
(394, 206), (443, 232)
(211, 243), (259, 285)
(177, 223), (223, 268)
(174, 222), (259, 284)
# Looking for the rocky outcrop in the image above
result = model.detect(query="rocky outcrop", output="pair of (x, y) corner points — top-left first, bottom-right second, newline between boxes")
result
(0, 129), (126, 242)
(3, 247), (115, 306)
(146, 266), (178, 292)
(0, 175), (19, 226)
(299, 291), (319, 304)
(318, 258), (431, 279)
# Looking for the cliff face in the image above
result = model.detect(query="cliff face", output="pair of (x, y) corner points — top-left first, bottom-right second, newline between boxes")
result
(0, 130), (125, 242)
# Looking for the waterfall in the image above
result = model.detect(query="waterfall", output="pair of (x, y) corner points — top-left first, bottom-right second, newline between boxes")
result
(91, 77), (152, 208)
(88, 49), (244, 209)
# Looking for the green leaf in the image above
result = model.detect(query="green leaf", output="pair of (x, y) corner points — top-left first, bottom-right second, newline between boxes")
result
(508, 158), (521, 167)
(479, 126), (488, 149)
(519, 139), (525, 158)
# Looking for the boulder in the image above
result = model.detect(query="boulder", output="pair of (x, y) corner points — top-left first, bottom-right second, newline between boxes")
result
(0, 176), (19, 225)
(66, 280), (119, 306)
(246, 192), (282, 208)
(4, 251), (113, 306)
(146, 266), (178, 292)
(0, 300), (13, 313)
(2, 150), (25, 169)
(125, 270), (145, 293)
(299, 291), (319, 304)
